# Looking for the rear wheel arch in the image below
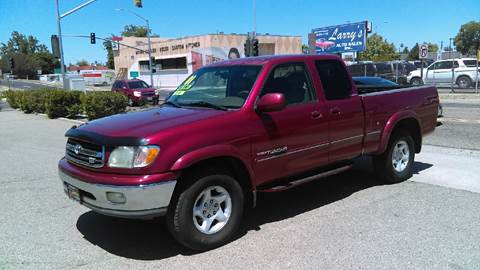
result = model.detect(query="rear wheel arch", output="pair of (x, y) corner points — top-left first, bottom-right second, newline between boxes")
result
(381, 115), (422, 154)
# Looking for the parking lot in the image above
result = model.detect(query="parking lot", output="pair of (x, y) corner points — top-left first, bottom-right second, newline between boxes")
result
(1, 98), (480, 270)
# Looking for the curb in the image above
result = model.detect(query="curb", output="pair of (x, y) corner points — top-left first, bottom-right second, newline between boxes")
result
(35, 113), (87, 125)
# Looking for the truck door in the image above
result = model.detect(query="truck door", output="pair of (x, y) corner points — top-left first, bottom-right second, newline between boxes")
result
(313, 59), (364, 163)
(253, 62), (330, 185)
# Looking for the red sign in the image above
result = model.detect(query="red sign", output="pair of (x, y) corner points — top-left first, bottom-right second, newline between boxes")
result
(111, 36), (123, 42)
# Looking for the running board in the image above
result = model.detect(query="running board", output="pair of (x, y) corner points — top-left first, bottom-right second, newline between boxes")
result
(259, 164), (353, 192)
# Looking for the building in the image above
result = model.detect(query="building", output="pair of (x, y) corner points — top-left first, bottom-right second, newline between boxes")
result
(113, 33), (302, 89)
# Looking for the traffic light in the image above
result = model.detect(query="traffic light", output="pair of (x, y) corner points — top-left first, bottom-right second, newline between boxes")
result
(51, 35), (60, 58)
(252, 39), (259, 56)
(134, 0), (142, 7)
(150, 57), (156, 73)
(9, 57), (14, 70)
(90, 33), (96, 44)
(244, 39), (251, 57)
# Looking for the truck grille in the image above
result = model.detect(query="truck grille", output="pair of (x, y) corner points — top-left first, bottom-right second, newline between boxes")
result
(142, 91), (155, 96)
(66, 138), (105, 168)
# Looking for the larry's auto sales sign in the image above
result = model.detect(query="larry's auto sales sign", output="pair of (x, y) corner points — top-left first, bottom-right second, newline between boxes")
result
(313, 21), (367, 54)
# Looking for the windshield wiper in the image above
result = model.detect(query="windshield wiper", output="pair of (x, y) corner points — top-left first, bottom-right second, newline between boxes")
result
(183, 101), (228, 111)
(163, 100), (182, 108)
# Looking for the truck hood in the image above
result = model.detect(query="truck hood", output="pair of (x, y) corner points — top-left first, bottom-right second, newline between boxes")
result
(70, 106), (229, 142)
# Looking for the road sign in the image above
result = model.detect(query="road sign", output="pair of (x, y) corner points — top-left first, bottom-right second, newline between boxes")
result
(419, 44), (428, 59)
(130, 71), (139, 78)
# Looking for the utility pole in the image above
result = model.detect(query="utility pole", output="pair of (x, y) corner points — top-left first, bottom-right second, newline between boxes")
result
(449, 37), (455, 93)
(116, 8), (154, 87)
(56, 0), (97, 90)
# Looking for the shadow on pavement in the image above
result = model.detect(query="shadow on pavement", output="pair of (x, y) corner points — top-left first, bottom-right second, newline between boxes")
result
(76, 158), (433, 260)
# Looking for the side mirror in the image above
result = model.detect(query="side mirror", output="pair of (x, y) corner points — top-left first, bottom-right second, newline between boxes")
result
(257, 93), (286, 113)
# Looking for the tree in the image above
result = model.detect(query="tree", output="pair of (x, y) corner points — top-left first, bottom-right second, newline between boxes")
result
(121, 24), (149, 37)
(428, 43), (438, 53)
(402, 47), (409, 54)
(357, 33), (397, 61)
(76, 59), (89, 66)
(34, 51), (59, 74)
(0, 31), (57, 78)
(454, 21), (480, 55)
(103, 38), (115, 69)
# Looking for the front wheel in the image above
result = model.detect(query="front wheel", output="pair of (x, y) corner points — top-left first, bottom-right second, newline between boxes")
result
(410, 77), (422, 86)
(167, 172), (244, 250)
(373, 131), (415, 184)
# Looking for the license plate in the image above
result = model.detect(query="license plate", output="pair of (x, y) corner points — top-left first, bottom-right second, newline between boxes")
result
(147, 97), (153, 101)
(64, 182), (81, 202)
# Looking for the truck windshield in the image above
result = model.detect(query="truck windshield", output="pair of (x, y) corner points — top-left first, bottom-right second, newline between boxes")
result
(166, 65), (262, 109)
(128, 81), (149, 89)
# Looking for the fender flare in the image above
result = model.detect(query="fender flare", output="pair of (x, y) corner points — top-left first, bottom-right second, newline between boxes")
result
(378, 110), (420, 154)
(170, 144), (255, 187)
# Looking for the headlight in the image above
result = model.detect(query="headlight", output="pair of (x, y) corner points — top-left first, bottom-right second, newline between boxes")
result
(133, 91), (142, 97)
(154, 89), (160, 95)
(108, 146), (160, 168)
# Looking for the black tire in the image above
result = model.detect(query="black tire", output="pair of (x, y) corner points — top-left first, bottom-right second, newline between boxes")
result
(127, 97), (134, 107)
(456, 76), (472, 89)
(166, 170), (244, 250)
(373, 131), (415, 184)
(410, 77), (422, 86)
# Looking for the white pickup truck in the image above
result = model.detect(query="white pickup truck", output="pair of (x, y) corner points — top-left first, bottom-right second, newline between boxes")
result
(407, 58), (479, 88)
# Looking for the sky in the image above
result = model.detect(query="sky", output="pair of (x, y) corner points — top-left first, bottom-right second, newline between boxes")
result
(0, 0), (479, 64)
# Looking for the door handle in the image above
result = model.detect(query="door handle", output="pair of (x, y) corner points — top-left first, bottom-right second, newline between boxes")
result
(330, 107), (341, 115)
(311, 111), (322, 119)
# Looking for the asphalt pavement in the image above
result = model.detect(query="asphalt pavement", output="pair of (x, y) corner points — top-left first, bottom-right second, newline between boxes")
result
(0, 79), (58, 90)
(1, 99), (480, 270)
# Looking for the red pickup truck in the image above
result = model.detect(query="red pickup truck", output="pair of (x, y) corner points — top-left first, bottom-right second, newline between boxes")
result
(59, 55), (438, 250)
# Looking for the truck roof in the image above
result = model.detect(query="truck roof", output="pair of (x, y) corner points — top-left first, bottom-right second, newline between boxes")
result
(209, 54), (342, 67)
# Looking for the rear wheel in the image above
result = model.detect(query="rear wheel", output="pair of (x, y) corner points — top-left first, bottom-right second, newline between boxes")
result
(456, 76), (472, 88)
(374, 131), (415, 183)
(167, 171), (244, 250)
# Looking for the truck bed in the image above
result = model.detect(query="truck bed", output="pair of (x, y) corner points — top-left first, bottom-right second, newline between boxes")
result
(359, 85), (439, 154)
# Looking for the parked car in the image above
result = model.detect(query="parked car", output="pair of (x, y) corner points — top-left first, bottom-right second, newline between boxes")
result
(407, 58), (480, 88)
(59, 55), (438, 250)
(352, 76), (398, 86)
(347, 62), (410, 85)
(111, 79), (159, 106)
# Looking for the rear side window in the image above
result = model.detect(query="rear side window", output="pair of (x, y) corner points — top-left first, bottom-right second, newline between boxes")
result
(463, 60), (479, 67)
(315, 60), (352, 100)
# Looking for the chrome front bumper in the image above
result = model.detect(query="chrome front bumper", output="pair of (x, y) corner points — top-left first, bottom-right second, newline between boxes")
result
(59, 170), (176, 219)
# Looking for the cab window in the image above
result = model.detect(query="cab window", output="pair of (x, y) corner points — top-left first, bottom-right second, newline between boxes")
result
(261, 63), (316, 106)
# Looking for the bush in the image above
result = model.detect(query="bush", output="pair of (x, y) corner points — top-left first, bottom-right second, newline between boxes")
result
(83, 91), (128, 120)
(5, 90), (22, 109)
(20, 90), (50, 114)
(45, 90), (84, 119)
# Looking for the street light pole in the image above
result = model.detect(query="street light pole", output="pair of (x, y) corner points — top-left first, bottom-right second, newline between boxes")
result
(449, 37), (455, 93)
(56, 0), (66, 89)
(146, 19), (154, 87)
(56, 0), (97, 90)
(116, 8), (154, 87)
